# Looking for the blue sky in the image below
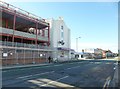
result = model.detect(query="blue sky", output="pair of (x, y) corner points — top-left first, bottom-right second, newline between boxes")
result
(7, 2), (118, 52)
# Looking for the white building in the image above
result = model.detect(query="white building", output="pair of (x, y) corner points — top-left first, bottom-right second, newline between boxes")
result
(46, 17), (71, 62)
(84, 48), (103, 59)
(84, 48), (101, 54)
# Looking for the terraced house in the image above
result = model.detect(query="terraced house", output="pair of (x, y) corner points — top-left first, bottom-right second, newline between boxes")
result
(0, 1), (52, 66)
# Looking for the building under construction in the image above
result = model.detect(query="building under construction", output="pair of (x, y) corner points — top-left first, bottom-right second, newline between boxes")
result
(0, 1), (52, 66)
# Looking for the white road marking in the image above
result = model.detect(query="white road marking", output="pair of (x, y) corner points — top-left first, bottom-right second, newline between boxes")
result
(56, 76), (69, 81)
(40, 76), (69, 87)
(66, 66), (80, 70)
(95, 62), (101, 64)
(3, 61), (83, 73)
(103, 76), (111, 89)
(17, 75), (33, 79)
(28, 76), (74, 87)
(2, 65), (56, 72)
(106, 63), (111, 64)
(54, 64), (63, 66)
(16, 71), (54, 79)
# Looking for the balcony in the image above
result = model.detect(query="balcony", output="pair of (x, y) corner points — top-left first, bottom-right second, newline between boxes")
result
(0, 27), (13, 35)
(0, 27), (48, 42)
(0, 41), (50, 49)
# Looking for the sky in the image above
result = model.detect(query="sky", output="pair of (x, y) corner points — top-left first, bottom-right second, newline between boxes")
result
(5, 1), (118, 53)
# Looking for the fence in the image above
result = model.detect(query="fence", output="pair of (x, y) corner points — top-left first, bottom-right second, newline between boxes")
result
(1, 47), (52, 66)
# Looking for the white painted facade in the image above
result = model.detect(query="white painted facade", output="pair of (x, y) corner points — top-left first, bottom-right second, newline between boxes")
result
(46, 17), (71, 62)
(84, 48), (101, 54)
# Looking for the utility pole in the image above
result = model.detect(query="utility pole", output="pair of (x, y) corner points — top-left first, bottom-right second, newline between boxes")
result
(76, 37), (81, 52)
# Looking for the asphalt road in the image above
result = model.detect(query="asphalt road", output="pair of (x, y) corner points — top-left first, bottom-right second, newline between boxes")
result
(2, 59), (119, 89)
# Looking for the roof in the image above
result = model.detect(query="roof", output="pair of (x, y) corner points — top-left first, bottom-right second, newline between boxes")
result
(57, 47), (73, 51)
(77, 52), (90, 55)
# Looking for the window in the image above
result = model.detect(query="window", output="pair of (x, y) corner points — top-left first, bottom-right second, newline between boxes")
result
(61, 31), (64, 40)
(60, 25), (64, 40)
(61, 26), (63, 30)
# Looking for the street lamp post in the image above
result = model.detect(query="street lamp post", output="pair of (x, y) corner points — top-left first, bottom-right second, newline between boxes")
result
(76, 37), (81, 52)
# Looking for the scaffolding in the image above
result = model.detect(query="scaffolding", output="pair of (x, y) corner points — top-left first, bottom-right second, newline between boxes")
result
(0, 1), (51, 66)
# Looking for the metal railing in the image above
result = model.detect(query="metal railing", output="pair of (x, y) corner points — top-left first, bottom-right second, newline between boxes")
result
(0, 27), (48, 42)
(0, 27), (13, 35)
(0, 41), (50, 49)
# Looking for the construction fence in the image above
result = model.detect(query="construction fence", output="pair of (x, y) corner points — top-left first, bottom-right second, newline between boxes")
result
(0, 47), (52, 66)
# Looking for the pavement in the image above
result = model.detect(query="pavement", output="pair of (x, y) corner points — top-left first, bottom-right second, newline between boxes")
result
(111, 63), (119, 88)
(1, 60), (84, 70)
(1, 58), (118, 70)
(2, 59), (119, 89)
(1, 58), (116, 69)
(1, 63), (52, 70)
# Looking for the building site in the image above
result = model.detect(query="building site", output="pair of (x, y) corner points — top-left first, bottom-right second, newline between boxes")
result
(0, 1), (74, 66)
(0, 1), (53, 66)
(0, 1), (117, 66)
